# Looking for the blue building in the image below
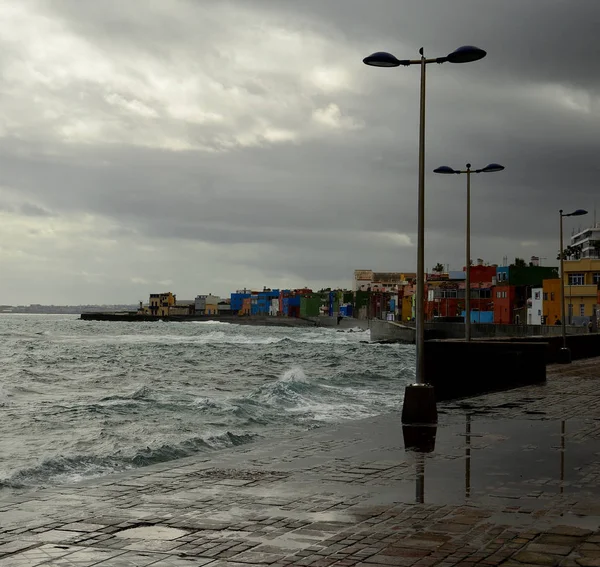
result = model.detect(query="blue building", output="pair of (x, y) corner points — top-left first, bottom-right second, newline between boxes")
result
(496, 266), (509, 284)
(252, 289), (279, 315)
(230, 291), (251, 314)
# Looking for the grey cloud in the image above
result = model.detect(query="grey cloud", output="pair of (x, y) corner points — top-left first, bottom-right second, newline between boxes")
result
(19, 203), (54, 217)
(0, 0), (598, 303)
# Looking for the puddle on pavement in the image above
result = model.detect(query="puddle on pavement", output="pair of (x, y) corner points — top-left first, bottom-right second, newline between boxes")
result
(394, 418), (600, 506)
(115, 525), (189, 540)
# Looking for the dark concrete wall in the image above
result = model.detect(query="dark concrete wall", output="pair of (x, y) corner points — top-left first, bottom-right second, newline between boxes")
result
(424, 340), (547, 401)
(495, 334), (600, 363)
(424, 322), (588, 339)
(548, 334), (600, 362)
(370, 320), (588, 343)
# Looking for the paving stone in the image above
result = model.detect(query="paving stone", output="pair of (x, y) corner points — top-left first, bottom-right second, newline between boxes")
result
(548, 526), (594, 537)
(357, 555), (419, 566)
(525, 543), (573, 555)
(0, 544), (82, 566)
(0, 540), (35, 555)
(513, 551), (563, 566)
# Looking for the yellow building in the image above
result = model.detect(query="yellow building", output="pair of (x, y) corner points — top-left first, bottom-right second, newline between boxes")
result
(561, 258), (600, 321)
(149, 292), (176, 317)
(401, 285), (415, 322)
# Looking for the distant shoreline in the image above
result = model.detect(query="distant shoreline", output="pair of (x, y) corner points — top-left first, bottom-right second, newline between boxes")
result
(79, 312), (374, 331)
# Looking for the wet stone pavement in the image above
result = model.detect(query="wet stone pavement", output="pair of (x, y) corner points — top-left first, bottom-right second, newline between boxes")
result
(2, 358), (600, 566)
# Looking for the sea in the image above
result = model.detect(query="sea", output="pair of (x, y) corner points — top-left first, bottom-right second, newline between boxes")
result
(0, 314), (415, 493)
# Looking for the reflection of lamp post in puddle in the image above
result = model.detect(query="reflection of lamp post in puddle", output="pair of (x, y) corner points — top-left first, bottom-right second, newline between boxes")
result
(416, 452), (425, 503)
(465, 414), (471, 499)
(560, 420), (565, 494)
(403, 424), (437, 504)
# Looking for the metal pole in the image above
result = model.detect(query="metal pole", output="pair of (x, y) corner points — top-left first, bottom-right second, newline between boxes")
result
(465, 166), (472, 341)
(415, 49), (426, 384)
(560, 211), (567, 349)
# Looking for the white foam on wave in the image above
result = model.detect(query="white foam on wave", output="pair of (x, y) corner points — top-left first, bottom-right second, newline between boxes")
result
(279, 367), (309, 383)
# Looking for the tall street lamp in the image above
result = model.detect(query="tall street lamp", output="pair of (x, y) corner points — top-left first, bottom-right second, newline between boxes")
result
(363, 45), (486, 425)
(433, 163), (504, 341)
(558, 208), (587, 363)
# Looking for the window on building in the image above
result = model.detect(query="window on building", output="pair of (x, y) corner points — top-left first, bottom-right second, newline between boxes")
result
(543, 292), (548, 301)
(568, 273), (585, 285)
(593, 273), (600, 285)
(551, 292), (555, 301)
(534, 291), (541, 300)
(496, 291), (501, 299)
(580, 304), (585, 316)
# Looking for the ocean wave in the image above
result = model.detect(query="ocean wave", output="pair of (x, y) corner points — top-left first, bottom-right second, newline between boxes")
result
(1, 315), (412, 493)
(47, 329), (373, 346)
(0, 430), (259, 490)
(100, 385), (154, 402)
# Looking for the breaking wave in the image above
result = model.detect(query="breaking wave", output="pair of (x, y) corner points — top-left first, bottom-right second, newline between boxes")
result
(1, 314), (414, 493)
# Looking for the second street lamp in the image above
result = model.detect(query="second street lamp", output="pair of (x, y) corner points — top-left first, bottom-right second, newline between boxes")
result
(434, 163), (505, 341)
(363, 45), (487, 424)
(558, 208), (588, 363)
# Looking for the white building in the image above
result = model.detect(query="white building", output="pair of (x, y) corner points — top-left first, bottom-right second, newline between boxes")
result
(527, 287), (543, 325)
(353, 269), (412, 292)
(570, 223), (600, 258)
(195, 294), (221, 314)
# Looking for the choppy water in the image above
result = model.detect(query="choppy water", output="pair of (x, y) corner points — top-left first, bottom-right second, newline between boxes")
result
(0, 314), (415, 493)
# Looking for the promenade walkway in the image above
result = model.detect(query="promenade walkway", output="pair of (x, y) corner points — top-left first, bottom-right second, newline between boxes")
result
(2, 358), (600, 566)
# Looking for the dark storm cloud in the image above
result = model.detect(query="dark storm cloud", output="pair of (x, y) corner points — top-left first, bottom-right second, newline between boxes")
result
(0, 0), (598, 303)
(249, 0), (600, 90)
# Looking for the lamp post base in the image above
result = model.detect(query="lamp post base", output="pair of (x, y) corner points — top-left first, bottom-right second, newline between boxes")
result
(402, 424), (437, 452)
(557, 347), (571, 364)
(401, 384), (438, 424)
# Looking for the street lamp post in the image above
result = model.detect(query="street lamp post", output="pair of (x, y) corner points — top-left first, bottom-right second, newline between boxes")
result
(363, 45), (486, 424)
(433, 163), (504, 340)
(558, 208), (587, 363)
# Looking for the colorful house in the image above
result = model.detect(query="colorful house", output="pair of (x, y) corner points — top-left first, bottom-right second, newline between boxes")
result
(542, 279), (561, 325)
(561, 257), (600, 323)
(493, 264), (559, 324)
(148, 292), (176, 317)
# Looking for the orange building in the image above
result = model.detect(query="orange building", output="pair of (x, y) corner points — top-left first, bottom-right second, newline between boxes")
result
(239, 297), (252, 316)
(542, 279), (562, 325)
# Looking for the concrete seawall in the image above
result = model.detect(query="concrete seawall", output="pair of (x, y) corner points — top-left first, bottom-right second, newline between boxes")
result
(370, 320), (589, 343)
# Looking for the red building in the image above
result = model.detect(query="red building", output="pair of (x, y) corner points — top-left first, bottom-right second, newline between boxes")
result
(469, 264), (498, 283)
(493, 285), (516, 324)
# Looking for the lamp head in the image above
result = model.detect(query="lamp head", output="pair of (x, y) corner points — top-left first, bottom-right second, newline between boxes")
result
(433, 166), (459, 174)
(446, 45), (487, 64)
(363, 52), (401, 67)
(481, 163), (505, 173)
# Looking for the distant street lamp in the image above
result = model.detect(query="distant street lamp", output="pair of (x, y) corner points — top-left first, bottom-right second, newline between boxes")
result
(434, 163), (504, 340)
(558, 208), (588, 363)
(363, 45), (486, 425)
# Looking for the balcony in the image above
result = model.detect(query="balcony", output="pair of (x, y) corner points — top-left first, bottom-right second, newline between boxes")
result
(564, 284), (599, 298)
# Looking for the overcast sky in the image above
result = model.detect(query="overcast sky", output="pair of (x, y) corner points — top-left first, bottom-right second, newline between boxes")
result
(1, 0), (598, 304)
